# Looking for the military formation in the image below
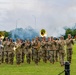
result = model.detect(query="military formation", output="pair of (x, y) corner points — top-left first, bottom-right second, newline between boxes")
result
(0, 34), (74, 66)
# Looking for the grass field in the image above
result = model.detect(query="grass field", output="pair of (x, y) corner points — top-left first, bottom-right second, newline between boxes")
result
(0, 44), (76, 75)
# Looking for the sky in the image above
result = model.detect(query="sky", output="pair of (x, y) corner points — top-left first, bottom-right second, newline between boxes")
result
(0, 0), (76, 37)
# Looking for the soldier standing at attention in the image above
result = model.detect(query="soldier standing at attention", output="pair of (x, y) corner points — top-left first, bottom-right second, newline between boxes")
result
(0, 35), (3, 64)
(33, 37), (40, 65)
(50, 36), (56, 63)
(58, 36), (65, 66)
(31, 38), (35, 61)
(66, 34), (74, 63)
(21, 40), (25, 63)
(25, 40), (32, 64)
(7, 38), (14, 65)
(3, 37), (9, 64)
(47, 37), (52, 62)
(41, 37), (48, 63)
(15, 39), (22, 65)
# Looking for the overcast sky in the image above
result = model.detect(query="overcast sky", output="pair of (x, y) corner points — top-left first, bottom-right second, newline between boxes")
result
(0, 0), (76, 37)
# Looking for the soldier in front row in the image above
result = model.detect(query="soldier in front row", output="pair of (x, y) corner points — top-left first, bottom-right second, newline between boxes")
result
(21, 40), (25, 63)
(41, 37), (48, 63)
(25, 40), (32, 64)
(15, 39), (22, 65)
(0, 35), (4, 64)
(58, 36), (65, 66)
(7, 38), (14, 64)
(33, 37), (40, 65)
(3, 37), (9, 64)
(66, 34), (74, 63)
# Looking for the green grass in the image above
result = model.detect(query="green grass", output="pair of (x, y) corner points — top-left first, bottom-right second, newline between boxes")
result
(0, 44), (76, 75)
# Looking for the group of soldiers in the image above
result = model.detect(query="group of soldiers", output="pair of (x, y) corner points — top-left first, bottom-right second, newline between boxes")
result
(0, 34), (74, 66)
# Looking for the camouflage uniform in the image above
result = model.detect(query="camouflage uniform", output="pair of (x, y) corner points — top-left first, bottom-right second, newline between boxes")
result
(55, 40), (59, 62)
(48, 40), (56, 63)
(0, 38), (4, 64)
(58, 37), (65, 66)
(31, 39), (35, 61)
(8, 40), (14, 65)
(21, 43), (25, 63)
(41, 40), (48, 63)
(48, 37), (57, 63)
(16, 41), (22, 65)
(25, 41), (32, 64)
(33, 40), (40, 65)
(47, 40), (53, 62)
(3, 40), (9, 64)
(66, 37), (74, 63)
(0, 46), (3, 64)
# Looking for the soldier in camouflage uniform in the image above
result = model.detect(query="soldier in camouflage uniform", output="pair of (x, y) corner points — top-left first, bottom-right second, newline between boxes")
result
(21, 40), (25, 63)
(41, 37), (48, 63)
(15, 39), (22, 65)
(31, 39), (35, 61)
(33, 37), (40, 65)
(66, 34), (74, 63)
(7, 38), (14, 64)
(47, 37), (52, 62)
(58, 36), (65, 66)
(3, 37), (9, 64)
(0, 36), (3, 64)
(48, 37), (56, 63)
(25, 40), (32, 64)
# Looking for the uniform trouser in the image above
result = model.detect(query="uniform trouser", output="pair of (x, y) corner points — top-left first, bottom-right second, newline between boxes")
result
(8, 52), (14, 64)
(67, 49), (72, 63)
(22, 52), (25, 63)
(26, 50), (32, 64)
(55, 50), (59, 62)
(5, 51), (8, 64)
(59, 50), (65, 65)
(16, 53), (22, 65)
(2, 51), (4, 63)
(42, 49), (48, 63)
(33, 48), (39, 64)
(38, 50), (42, 62)
(32, 48), (34, 61)
(48, 50), (55, 63)
(0, 52), (2, 64)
